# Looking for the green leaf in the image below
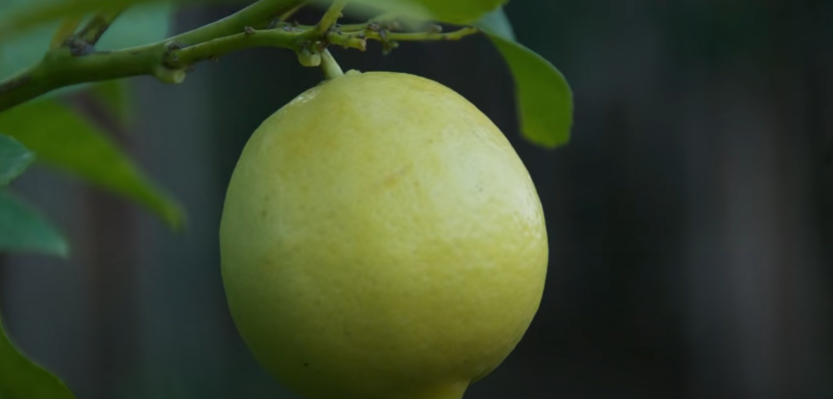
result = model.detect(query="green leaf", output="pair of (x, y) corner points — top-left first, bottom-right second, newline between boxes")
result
(408, 0), (504, 23)
(0, 99), (185, 230)
(477, 9), (573, 148)
(0, 0), (173, 94)
(473, 5), (514, 41)
(0, 308), (76, 399)
(331, 0), (432, 21)
(0, 135), (34, 186)
(0, 190), (68, 257)
(339, 0), (503, 23)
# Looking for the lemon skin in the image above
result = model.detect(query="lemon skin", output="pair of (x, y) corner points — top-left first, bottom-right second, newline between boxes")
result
(220, 71), (548, 399)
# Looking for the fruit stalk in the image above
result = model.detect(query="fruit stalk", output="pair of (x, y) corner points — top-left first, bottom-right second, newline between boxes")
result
(320, 49), (344, 79)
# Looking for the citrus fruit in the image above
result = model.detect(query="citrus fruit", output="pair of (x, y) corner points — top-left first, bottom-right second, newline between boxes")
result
(220, 70), (548, 399)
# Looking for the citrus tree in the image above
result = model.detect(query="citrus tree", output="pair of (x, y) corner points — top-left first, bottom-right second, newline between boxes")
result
(0, 1), (572, 398)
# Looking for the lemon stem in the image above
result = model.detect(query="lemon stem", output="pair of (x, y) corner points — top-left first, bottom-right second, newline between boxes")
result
(320, 49), (344, 79)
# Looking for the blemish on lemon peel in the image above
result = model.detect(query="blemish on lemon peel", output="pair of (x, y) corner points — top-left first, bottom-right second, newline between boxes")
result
(378, 164), (413, 188)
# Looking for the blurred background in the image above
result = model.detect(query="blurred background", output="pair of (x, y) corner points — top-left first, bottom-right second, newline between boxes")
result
(2, 0), (833, 398)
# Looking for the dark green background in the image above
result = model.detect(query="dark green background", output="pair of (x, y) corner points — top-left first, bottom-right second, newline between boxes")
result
(3, 0), (833, 398)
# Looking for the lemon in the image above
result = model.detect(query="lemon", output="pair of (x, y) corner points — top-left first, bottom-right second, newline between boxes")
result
(220, 71), (548, 399)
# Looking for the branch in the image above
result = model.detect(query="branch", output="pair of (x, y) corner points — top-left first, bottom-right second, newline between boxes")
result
(0, 0), (478, 113)
(168, 28), (366, 68)
(170, 0), (304, 45)
(0, 0), (304, 112)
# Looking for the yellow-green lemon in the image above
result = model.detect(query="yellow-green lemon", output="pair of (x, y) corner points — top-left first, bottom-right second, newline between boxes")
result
(220, 71), (548, 399)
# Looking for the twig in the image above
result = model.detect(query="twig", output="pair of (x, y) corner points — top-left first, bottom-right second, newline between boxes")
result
(76, 7), (125, 45)
(171, 0), (304, 46)
(314, 1), (347, 35)
(355, 26), (479, 42)
(167, 28), (365, 68)
(0, 0), (477, 113)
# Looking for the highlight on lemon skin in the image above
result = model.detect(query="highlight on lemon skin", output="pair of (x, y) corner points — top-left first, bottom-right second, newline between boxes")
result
(219, 70), (548, 399)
